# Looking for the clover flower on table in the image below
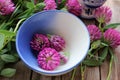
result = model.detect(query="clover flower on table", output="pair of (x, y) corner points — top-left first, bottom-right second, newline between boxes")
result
(30, 34), (50, 52)
(0, 0), (15, 15)
(37, 48), (61, 70)
(94, 6), (112, 23)
(66, 0), (82, 16)
(87, 25), (102, 42)
(104, 28), (120, 48)
(44, 0), (57, 10)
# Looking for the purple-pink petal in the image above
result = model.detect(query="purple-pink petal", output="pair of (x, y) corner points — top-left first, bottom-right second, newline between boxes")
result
(104, 28), (120, 48)
(50, 35), (65, 52)
(30, 34), (50, 52)
(94, 6), (112, 23)
(0, 0), (15, 15)
(60, 54), (68, 64)
(37, 48), (60, 70)
(66, 0), (82, 16)
(44, 0), (57, 10)
(87, 25), (102, 42)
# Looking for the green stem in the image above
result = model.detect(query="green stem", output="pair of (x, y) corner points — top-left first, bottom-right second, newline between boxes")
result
(88, 53), (103, 59)
(88, 47), (101, 58)
(99, 22), (102, 31)
(99, 22), (105, 33)
(80, 63), (86, 80)
(71, 68), (76, 80)
(14, 18), (26, 33)
(88, 48), (93, 56)
(0, 18), (26, 50)
(88, 50), (93, 58)
(106, 55), (113, 80)
(107, 48), (114, 80)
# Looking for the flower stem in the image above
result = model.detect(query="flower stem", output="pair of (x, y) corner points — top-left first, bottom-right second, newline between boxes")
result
(14, 18), (26, 33)
(0, 18), (26, 50)
(71, 68), (76, 80)
(106, 54), (113, 80)
(81, 63), (86, 80)
(99, 22), (102, 29)
(107, 48), (114, 80)
(99, 22), (103, 32)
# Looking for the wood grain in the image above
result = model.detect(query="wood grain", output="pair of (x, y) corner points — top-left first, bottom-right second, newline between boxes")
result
(52, 76), (61, 80)
(31, 71), (40, 80)
(39, 75), (52, 80)
(61, 71), (72, 80)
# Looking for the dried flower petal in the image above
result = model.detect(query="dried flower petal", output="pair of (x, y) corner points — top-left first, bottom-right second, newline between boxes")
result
(94, 6), (112, 23)
(59, 52), (68, 64)
(30, 34), (50, 52)
(44, 0), (57, 10)
(37, 48), (60, 70)
(104, 28), (120, 48)
(0, 0), (15, 15)
(66, 0), (82, 16)
(50, 35), (65, 52)
(87, 25), (102, 42)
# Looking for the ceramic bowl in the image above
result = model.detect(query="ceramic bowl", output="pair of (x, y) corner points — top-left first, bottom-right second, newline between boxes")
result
(82, 0), (106, 8)
(16, 10), (90, 76)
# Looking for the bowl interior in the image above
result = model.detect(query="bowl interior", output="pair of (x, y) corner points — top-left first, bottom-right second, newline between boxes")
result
(16, 10), (90, 75)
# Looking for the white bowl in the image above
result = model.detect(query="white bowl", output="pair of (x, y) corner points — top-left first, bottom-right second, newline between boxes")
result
(16, 10), (90, 76)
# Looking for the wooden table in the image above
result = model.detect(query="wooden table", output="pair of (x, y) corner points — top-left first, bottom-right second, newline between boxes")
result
(0, 0), (120, 80)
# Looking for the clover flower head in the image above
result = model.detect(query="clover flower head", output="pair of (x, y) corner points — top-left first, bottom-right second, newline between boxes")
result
(66, 0), (82, 16)
(50, 35), (65, 52)
(30, 34), (50, 52)
(37, 48), (60, 70)
(44, 0), (57, 10)
(87, 25), (102, 42)
(94, 6), (112, 23)
(104, 28), (120, 48)
(0, 0), (15, 15)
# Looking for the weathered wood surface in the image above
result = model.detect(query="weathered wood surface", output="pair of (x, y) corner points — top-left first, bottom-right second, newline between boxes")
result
(0, 0), (120, 80)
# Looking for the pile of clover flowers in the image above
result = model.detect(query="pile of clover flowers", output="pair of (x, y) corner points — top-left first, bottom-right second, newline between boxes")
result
(30, 34), (68, 70)
(78, 6), (120, 80)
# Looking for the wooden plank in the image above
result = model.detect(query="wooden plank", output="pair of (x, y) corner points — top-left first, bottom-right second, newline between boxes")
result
(31, 71), (61, 80)
(31, 71), (52, 80)
(100, 51), (119, 80)
(9, 61), (31, 80)
(100, 60), (109, 80)
(84, 67), (100, 80)
(74, 66), (81, 80)
(0, 61), (31, 80)
(100, 0), (120, 80)
(61, 71), (72, 80)
(39, 75), (52, 80)
(114, 47), (120, 80)
(31, 71), (40, 80)
(52, 76), (61, 80)
(0, 77), (9, 80)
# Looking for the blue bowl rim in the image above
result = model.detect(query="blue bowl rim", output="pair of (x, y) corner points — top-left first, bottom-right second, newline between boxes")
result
(16, 10), (90, 75)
